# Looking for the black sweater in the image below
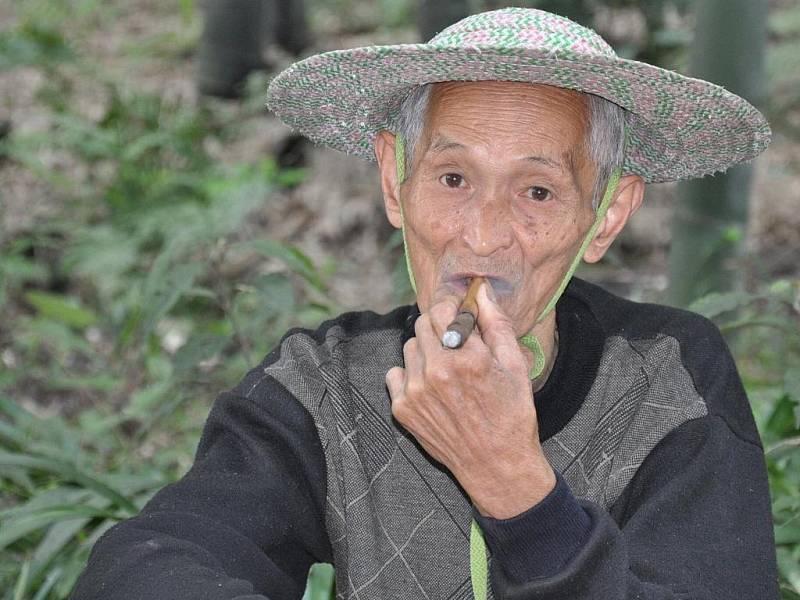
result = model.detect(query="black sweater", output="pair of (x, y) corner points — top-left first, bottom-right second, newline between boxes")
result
(71, 278), (780, 599)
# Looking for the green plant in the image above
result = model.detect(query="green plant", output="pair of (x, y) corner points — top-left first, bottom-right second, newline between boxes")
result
(0, 2), (336, 596)
(0, 395), (174, 598)
(689, 280), (800, 599)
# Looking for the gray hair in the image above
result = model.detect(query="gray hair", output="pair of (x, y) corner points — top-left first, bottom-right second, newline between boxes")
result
(394, 83), (626, 210)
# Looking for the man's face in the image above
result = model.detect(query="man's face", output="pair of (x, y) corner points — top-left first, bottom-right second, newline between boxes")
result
(386, 81), (599, 335)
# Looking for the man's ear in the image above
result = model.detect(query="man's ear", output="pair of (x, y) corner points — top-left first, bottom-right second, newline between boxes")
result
(374, 130), (403, 230)
(583, 174), (645, 263)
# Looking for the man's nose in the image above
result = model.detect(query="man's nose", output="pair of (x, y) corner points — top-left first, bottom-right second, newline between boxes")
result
(460, 193), (514, 257)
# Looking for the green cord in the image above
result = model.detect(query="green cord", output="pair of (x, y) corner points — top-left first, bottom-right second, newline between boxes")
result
(470, 519), (488, 600)
(519, 332), (546, 379)
(395, 133), (417, 294)
(520, 166), (622, 379)
(467, 170), (621, 600)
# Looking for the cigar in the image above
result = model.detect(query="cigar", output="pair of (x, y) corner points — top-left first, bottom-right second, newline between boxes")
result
(441, 276), (485, 349)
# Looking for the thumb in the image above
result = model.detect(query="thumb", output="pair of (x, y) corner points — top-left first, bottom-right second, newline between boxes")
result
(475, 282), (523, 368)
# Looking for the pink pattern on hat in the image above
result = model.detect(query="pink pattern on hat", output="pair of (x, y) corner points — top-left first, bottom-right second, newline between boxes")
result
(266, 7), (771, 183)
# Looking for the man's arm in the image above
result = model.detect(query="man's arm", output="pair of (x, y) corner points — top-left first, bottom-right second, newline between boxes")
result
(70, 379), (332, 600)
(477, 414), (779, 599)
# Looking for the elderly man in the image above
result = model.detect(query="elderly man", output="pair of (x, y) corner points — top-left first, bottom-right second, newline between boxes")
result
(72, 8), (779, 600)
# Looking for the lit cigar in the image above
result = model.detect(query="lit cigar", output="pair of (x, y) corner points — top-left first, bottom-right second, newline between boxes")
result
(441, 276), (485, 349)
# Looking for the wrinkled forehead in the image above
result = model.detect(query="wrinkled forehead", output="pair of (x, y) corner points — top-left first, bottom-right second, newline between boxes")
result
(418, 81), (594, 186)
(424, 81), (590, 147)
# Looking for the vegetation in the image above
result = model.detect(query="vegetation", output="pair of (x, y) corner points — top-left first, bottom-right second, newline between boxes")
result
(666, 0), (767, 306)
(0, 1), (798, 599)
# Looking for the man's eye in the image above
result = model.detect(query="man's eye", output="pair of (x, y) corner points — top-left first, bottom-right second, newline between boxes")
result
(526, 186), (552, 202)
(439, 173), (465, 188)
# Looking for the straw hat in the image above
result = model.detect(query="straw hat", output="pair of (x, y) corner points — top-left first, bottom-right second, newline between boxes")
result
(266, 7), (770, 183)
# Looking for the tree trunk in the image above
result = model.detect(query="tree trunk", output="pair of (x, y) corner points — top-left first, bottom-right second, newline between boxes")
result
(666, 0), (767, 306)
(417, 0), (471, 42)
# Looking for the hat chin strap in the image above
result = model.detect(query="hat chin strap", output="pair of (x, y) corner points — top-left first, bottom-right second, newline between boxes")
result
(519, 166), (621, 378)
(394, 132), (622, 380)
(395, 133), (418, 295)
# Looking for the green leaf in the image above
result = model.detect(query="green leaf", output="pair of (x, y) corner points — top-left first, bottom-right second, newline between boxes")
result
(721, 225), (744, 244)
(0, 255), (48, 287)
(0, 505), (120, 550)
(777, 547), (800, 595)
(688, 290), (753, 319)
(139, 257), (204, 342)
(766, 395), (800, 441)
(784, 369), (800, 428)
(120, 131), (172, 161)
(768, 436), (800, 460)
(1, 466), (34, 493)
(31, 566), (62, 600)
(103, 472), (170, 497)
(276, 167), (309, 188)
(0, 23), (73, 69)
(13, 560), (30, 600)
(0, 419), (30, 450)
(253, 273), (295, 312)
(172, 332), (228, 374)
(776, 521), (800, 546)
(178, 0), (195, 23)
(23, 291), (98, 329)
(46, 373), (121, 392)
(22, 317), (97, 358)
(124, 381), (171, 421)
(0, 488), (94, 520)
(0, 397), (81, 457)
(240, 239), (326, 293)
(0, 452), (138, 515)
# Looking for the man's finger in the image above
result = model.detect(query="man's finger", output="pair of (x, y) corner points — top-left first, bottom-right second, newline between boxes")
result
(427, 292), (460, 340)
(413, 313), (436, 354)
(385, 366), (406, 400)
(475, 282), (524, 368)
(402, 336), (423, 378)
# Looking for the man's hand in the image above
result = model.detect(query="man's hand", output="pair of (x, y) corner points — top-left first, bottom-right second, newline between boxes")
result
(386, 283), (556, 519)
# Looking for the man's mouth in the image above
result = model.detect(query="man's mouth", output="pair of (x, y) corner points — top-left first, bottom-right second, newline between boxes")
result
(444, 273), (515, 297)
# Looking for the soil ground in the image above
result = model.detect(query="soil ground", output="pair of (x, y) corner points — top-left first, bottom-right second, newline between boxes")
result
(2, 0), (798, 315)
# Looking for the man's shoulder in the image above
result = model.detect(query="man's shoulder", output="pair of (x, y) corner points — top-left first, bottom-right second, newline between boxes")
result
(567, 277), (724, 350)
(567, 277), (758, 447)
(278, 304), (413, 361)
(232, 305), (414, 400)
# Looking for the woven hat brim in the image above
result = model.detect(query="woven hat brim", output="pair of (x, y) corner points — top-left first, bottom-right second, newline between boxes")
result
(266, 44), (771, 183)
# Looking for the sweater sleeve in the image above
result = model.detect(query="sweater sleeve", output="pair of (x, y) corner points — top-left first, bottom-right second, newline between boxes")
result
(70, 377), (333, 600)
(480, 414), (779, 600)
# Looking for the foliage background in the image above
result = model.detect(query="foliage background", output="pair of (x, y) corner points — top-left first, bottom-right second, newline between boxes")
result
(0, 0), (798, 598)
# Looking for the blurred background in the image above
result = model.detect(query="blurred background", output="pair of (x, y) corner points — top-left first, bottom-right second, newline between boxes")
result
(0, 0), (798, 598)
